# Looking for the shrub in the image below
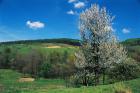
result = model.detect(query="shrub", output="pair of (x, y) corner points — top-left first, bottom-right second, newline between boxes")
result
(108, 58), (140, 83)
(39, 62), (52, 78)
(67, 75), (82, 87)
(67, 72), (95, 87)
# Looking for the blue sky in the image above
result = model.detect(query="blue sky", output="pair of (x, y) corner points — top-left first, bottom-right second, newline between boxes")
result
(0, 0), (140, 42)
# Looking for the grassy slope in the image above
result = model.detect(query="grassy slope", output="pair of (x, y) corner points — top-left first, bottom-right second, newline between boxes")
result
(0, 43), (78, 56)
(0, 69), (140, 93)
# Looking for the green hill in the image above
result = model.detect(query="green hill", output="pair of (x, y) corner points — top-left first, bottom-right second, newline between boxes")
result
(122, 38), (140, 46)
(122, 38), (140, 62)
(0, 38), (139, 62)
(0, 38), (139, 46)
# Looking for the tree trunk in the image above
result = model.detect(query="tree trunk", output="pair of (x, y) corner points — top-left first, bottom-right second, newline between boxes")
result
(94, 66), (100, 86)
(83, 69), (88, 86)
(103, 69), (105, 84)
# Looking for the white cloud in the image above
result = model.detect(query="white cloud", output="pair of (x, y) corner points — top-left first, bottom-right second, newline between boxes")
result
(67, 10), (75, 15)
(68, 0), (76, 3)
(74, 2), (85, 8)
(26, 20), (45, 29)
(122, 28), (130, 34)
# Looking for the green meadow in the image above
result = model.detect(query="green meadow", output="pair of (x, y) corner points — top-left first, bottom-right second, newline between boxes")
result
(0, 69), (140, 93)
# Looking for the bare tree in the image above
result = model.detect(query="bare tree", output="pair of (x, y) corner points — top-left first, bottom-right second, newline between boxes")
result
(76, 4), (127, 86)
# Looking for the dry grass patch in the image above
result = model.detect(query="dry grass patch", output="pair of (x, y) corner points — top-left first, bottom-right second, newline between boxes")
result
(0, 84), (4, 92)
(18, 77), (35, 82)
(46, 46), (61, 48)
(114, 83), (132, 93)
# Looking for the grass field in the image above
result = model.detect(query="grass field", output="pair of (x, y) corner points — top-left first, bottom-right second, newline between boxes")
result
(0, 43), (78, 55)
(0, 69), (140, 93)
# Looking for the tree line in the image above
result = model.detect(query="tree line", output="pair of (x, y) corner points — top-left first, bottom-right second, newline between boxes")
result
(0, 46), (76, 79)
(0, 38), (81, 46)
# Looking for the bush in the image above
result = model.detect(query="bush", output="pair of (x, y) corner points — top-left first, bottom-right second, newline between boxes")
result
(66, 75), (82, 88)
(39, 62), (52, 78)
(108, 58), (140, 83)
(67, 72), (95, 87)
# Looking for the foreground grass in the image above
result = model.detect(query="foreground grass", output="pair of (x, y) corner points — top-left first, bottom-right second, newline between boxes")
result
(0, 69), (65, 93)
(0, 69), (140, 93)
